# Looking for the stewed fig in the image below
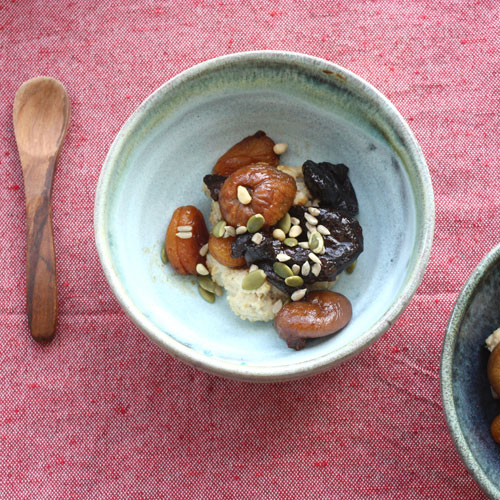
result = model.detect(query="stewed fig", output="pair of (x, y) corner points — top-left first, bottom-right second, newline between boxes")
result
(212, 131), (279, 176)
(218, 164), (296, 228)
(166, 206), (209, 275)
(274, 290), (352, 350)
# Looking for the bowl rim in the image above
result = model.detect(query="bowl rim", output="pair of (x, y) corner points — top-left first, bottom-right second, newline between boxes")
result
(440, 242), (500, 498)
(94, 50), (435, 382)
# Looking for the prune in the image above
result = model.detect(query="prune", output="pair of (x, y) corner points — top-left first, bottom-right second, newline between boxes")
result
(212, 131), (279, 176)
(166, 206), (209, 275)
(218, 164), (297, 228)
(274, 291), (352, 350)
(232, 205), (363, 294)
(203, 174), (226, 201)
(302, 160), (359, 216)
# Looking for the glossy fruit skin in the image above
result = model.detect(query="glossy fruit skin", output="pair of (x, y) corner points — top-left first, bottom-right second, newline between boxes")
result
(212, 131), (279, 176)
(218, 164), (296, 228)
(208, 234), (246, 268)
(273, 290), (352, 350)
(488, 344), (500, 395)
(165, 206), (209, 275)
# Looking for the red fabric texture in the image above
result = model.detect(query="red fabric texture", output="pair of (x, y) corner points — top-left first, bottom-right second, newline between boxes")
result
(1, 1), (499, 498)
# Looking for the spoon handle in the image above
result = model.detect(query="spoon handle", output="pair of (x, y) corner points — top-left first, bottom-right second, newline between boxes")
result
(23, 158), (58, 342)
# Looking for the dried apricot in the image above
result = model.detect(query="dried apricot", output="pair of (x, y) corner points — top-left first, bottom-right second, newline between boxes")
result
(273, 290), (352, 350)
(208, 234), (246, 268)
(166, 206), (209, 275)
(218, 164), (297, 228)
(212, 131), (279, 176)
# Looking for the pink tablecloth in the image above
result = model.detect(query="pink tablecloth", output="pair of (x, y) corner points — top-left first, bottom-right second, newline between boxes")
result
(1, 1), (499, 498)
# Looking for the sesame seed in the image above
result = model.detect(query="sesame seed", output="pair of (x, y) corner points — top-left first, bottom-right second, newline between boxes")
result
(291, 289), (307, 301)
(304, 212), (318, 225)
(276, 253), (291, 262)
(308, 207), (320, 217)
(317, 225), (330, 236)
(196, 263), (210, 276)
(199, 243), (208, 257)
(251, 232), (263, 245)
(288, 225), (302, 238)
(308, 252), (321, 264)
(176, 232), (192, 239)
(237, 185), (252, 205)
(301, 261), (311, 276)
(292, 264), (300, 275)
(236, 226), (248, 235)
(273, 228), (286, 241)
(177, 225), (192, 232)
(311, 262), (321, 277)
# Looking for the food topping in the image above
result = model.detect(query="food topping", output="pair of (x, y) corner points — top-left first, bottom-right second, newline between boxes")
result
(303, 160), (359, 216)
(231, 205), (363, 295)
(212, 131), (279, 176)
(166, 205), (209, 275)
(218, 164), (297, 228)
(274, 290), (352, 350)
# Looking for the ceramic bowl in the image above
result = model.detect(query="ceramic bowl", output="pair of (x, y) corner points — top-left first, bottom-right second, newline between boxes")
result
(441, 243), (500, 498)
(94, 51), (434, 381)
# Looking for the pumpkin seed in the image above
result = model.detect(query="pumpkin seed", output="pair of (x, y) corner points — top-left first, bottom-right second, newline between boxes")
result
(198, 285), (215, 303)
(277, 213), (291, 234)
(346, 260), (357, 274)
(246, 214), (265, 233)
(242, 269), (267, 290)
(273, 262), (293, 279)
(214, 284), (223, 296)
(212, 220), (227, 238)
(283, 237), (298, 247)
(161, 244), (168, 264)
(285, 275), (304, 287)
(309, 231), (324, 254)
(198, 276), (217, 293)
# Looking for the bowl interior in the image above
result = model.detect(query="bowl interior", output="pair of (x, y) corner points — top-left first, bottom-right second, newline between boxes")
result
(442, 246), (500, 497)
(96, 53), (431, 377)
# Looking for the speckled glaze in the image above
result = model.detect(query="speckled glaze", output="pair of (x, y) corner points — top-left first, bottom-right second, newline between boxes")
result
(441, 243), (500, 498)
(94, 51), (434, 382)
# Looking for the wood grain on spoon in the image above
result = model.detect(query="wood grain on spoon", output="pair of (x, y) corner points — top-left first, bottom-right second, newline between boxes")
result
(13, 77), (70, 342)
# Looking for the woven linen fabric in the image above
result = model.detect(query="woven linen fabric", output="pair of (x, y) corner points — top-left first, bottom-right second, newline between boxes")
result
(1, 1), (499, 498)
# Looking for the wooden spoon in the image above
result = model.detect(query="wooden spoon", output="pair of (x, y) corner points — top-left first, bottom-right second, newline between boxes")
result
(13, 77), (70, 342)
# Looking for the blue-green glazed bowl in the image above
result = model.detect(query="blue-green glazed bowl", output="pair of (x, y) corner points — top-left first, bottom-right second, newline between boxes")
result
(94, 51), (434, 381)
(441, 243), (500, 498)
